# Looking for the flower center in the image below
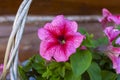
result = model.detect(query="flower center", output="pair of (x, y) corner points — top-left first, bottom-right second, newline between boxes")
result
(58, 35), (66, 44)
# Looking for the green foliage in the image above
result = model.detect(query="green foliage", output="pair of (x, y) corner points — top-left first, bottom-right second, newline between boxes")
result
(78, 27), (87, 34)
(18, 66), (28, 80)
(64, 71), (81, 80)
(93, 37), (108, 47)
(117, 74), (120, 80)
(116, 25), (120, 30)
(18, 55), (72, 80)
(70, 50), (92, 77)
(87, 62), (102, 80)
(101, 71), (117, 80)
(82, 33), (95, 48)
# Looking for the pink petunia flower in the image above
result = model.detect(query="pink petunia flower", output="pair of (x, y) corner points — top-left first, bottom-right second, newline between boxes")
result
(102, 8), (112, 17)
(99, 8), (112, 28)
(104, 26), (120, 74)
(99, 8), (120, 28)
(104, 26), (120, 43)
(108, 45), (120, 57)
(108, 53), (120, 74)
(38, 15), (85, 62)
(107, 46), (120, 74)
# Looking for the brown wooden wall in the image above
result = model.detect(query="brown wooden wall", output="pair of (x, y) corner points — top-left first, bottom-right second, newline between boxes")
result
(0, 0), (120, 15)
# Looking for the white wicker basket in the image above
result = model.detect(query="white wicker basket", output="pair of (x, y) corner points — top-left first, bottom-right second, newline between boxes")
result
(0, 0), (32, 79)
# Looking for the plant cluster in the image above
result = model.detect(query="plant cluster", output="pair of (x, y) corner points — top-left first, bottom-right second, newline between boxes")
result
(6, 8), (120, 80)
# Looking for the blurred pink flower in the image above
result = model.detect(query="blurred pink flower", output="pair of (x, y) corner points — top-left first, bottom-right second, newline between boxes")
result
(108, 46), (120, 57)
(107, 46), (120, 74)
(104, 26), (120, 43)
(38, 15), (85, 62)
(0, 64), (3, 75)
(108, 54), (120, 74)
(108, 15), (120, 25)
(99, 8), (120, 28)
(80, 46), (87, 50)
(99, 8), (112, 28)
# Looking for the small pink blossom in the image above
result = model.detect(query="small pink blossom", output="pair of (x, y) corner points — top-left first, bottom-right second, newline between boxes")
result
(100, 8), (120, 28)
(108, 45), (120, 57)
(80, 46), (87, 50)
(102, 8), (112, 17)
(106, 45), (120, 74)
(104, 26), (120, 43)
(99, 8), (112, 28)
(38, 15), (85, 62)
(0, 64), (3, 75)
(108, 54), (120, 74)
(107, 46), (120, 74)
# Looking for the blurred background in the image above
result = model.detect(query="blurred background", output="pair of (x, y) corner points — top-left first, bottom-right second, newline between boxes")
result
(0, 0), (120, 15)
(0, 0), (120, 63)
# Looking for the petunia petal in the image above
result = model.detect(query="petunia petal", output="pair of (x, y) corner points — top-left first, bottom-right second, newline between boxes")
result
(99, 17), (108, 28)
(102, 8), (112, 17)
(116, 68), (120, 74)
(116, 37), (120, 45)
(53, 45), (68, 62)
(40, 40), (58, 61)
(65, 41), (76, 57)
(108, 45), (120, 57)
(65, 20), (78, 32)
(51, 15), (65, 27)
(0, 64), (3, 75)
(38, 28), (51, 40)
(44, 23), (61, 35)
(104, 26), (120, 43)
(107, 53), (118, 69)
(66, 32), (85, 48)
(108, 15), (120, 25)
(113, 57), (120, 74)
(99, 8), (112, 28)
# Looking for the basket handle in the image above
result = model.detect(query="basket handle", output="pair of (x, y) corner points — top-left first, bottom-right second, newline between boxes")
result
(0, 0), (32, 79)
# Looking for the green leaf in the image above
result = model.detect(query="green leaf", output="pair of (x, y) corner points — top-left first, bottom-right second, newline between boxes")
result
(70, 50), (92, 77)
(116, 25), (120, 30)
(31, 55), (46, 74)
(18, 66), (28, 80)
(64, 71), (81, 80)
(87, 62), (102, 80)
(61, 66), (65, 77)
(64, 62), (71, 70)
(23, 54), (45, 73)
(32, 62), (46, 74)
(34, 54), (45, 63)
(48, 62), (66, 78)
(117, 74), (120, 80)
(23, 57), (35, 72)
(93, 37), (108, 47)
(82, 33), (95, 48)
(101, 70), (117, 80)
(36, 76), (46, 80)
(48, 62), (60, 70)
(78, 27), (87, 34)
(42, 67), (52, 79)
(79, 27), (95, 48)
